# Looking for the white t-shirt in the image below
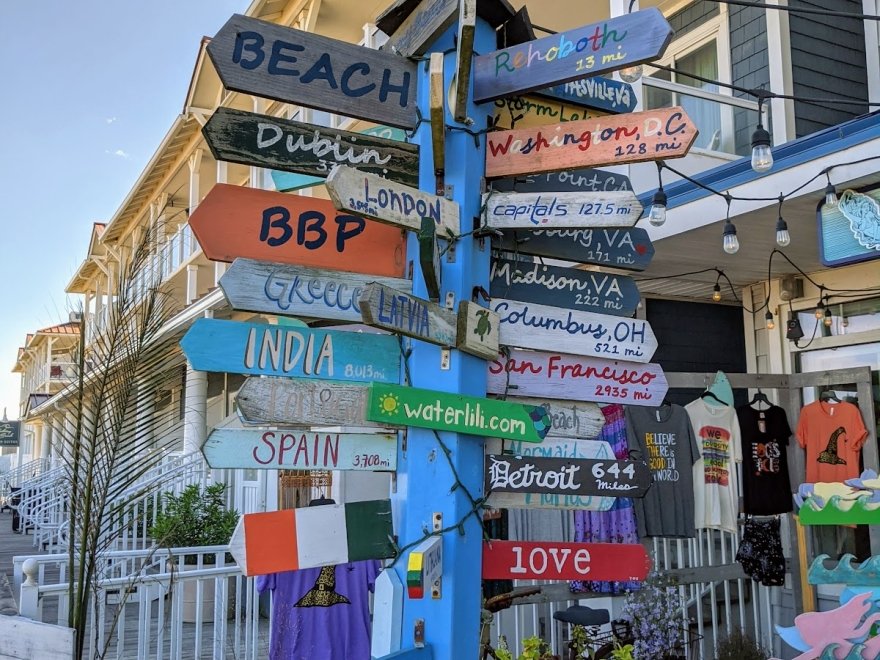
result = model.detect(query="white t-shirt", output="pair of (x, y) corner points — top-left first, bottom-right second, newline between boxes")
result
(684, 398), (742, 533)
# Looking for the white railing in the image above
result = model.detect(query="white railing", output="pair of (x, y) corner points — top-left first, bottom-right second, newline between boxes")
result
(16, 545), (269, 660)
(1, 457), (53, 508)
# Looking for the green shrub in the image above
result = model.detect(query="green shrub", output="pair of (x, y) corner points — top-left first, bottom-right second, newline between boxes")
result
(715, 628), (769, 660)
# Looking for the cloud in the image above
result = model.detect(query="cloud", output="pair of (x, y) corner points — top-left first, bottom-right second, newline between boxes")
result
(104, 149), (129, 159)
(105, 117), (117, 124)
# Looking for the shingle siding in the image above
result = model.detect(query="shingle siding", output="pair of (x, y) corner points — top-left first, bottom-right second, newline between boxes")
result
(667, 1), (719, 38)
(729, 5), (770, 154)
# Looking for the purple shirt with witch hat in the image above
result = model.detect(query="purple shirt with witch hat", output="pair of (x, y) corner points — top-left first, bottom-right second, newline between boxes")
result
(257, 560), (380, 660)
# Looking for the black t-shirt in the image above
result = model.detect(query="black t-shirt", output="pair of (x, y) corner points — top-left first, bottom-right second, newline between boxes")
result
(736, 404), (793, 515)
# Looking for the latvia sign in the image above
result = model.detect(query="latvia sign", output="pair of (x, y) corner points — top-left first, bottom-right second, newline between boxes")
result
(485, 107), (697, 179)
(492, 299), (657, 362)
(360, 283), (457, 348)
(365, 383), (551, 443)
(236, 378), (386, 428)
(229, 500), (395, 576)
(488, 348), (668, 406)
(180, 318), (399, 383)
(536, 78), (637, 115)
(485, 454), (651, 498)
(326, 166), (460, 237)
(202, 429), (397, 470)
(204, 108), (420, 188)
(494, 227), (654, 272)
(481, 540), (651, 581)
(220, 259), (412, 324)
(474, 8), (672, 102)
(207, 14), (419, 129)
(484, 190), (643, 229)
(189, 184), (407, 278)
(490, 257), (640, 317)
(491, 168), (632, 194)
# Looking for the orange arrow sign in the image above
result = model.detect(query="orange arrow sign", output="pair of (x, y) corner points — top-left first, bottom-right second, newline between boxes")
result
(485, 107), (698, 179)
(189, 184), (407, 278)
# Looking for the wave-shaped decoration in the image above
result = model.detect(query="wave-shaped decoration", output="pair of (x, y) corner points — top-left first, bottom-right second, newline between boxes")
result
(839, 189), (880, 251)
(797, 494), (880, 526)
(809, 554), (880, 586)
(776, 593), (880, 660)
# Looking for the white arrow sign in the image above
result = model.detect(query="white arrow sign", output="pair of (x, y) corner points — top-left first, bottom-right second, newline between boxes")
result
(484, 190), (643, 229)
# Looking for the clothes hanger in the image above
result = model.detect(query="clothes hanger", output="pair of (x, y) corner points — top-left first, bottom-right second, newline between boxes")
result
(309, 487), (336, 507)
(700, 390), (728, 406)
(819, 389), (841, 403)
(749, 388), (771, 409)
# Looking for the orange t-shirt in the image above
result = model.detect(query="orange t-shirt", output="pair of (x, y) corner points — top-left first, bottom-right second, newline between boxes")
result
(795, 401), (868, 483)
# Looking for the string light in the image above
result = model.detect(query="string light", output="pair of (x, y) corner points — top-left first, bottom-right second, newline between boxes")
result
(648, 162), (667, 226)
(823, 307), (833, 327)
(750, 96), (773, 173)
(619, 65), (643, 83)
(721, 195), (739, 254)
(824, 173), (838, 207)
(775, 195), (790, 247)
(712, 283), (722, 302)
(765, 310), (775, 330)
(815, 295), (826, 319)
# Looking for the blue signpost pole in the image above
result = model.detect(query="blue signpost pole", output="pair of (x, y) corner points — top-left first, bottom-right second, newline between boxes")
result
(390, 18), (496, 660)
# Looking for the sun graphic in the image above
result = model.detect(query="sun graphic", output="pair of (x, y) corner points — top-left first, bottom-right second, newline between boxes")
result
(378, 393), (400, 415)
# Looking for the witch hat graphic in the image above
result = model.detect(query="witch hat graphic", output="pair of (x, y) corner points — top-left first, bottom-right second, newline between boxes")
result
(818, 427), (848, 465)
(295, 565), (351, 608)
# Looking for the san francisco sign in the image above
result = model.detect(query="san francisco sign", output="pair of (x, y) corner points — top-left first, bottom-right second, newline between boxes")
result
(202, 429), (397, 470)
(482, 540), (652, 581)
(219, 259), (412, 323)
(180, 318), (399, 383)
(485, 107), (698, 179)
(366, 383), (551, 443)
(203, 108), (420, 187)
(494, 227), (654, 271)
(188, 184), (406, 278)
(492, 299), (658, 362)
(474, 8), (673, 102)
(207, 14), (419, 129)
(490, 257), (640, 317)
(483, 190), (643, 229)
(487, 348), (668, 406)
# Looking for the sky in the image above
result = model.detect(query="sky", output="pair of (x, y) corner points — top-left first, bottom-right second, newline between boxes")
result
(0, 0), (250, 420)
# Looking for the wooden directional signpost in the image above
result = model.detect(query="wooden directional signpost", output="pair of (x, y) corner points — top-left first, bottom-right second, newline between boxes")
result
(535, 78), (638, 115)
(407, 537), (442, 599)
(488, 348), (669, 406)
(490, 257), (640, 317)
(492, 299), (657, 363)
(189, 184), (407, 277)
(491, 167), (633, 193)
(366, 383), (551, 444)
(481, 540), (652, 581)
(180, 318), (400, 383)
(360, 283), (458, 348)
(491, 94), (602, 132)
(495, 227), (655, 271)
(326, 166), (460, 237)
(207, 15), (419, 129)
(453, 0), (476, 123)
(493, 399), (604, 441)
(483, 190), (643, 229)
(220, 259), (412, 324)
(485, 454), (652, 498)
(485, 107), (698, 178)
(419, 217), (442, 300)
(236, 377), (386, 428)
(202, 429), (398, 470)
(473, 8), (673, 102)
(203, 108), (420, 188)
(456, 301), (500, 360)
(380, 0), (459, 58)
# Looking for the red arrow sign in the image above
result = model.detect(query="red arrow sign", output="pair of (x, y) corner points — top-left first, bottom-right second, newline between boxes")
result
(482, 541), (651, 581)
(189, 184), (407, 278)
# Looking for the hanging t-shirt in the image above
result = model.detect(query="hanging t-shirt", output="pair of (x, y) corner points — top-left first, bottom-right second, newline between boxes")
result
(795, 400), (868, 483)
(626, 404), (700, 538)
(736, 404), (794, 515)
(257, 560), (380, 660)
(685, 398), (742, 534)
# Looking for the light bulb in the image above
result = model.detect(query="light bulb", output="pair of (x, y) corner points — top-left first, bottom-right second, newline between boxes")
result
(648, 189), (667, 227)
(824, 182), (838, 207)
(750, 124), (773, 173)
(722, 220), (739, 254)
(775, 216), (790, 247)
(618, 65), (643, 83)
(824, 308), (833, 327)
(712, 284), (722, 302)
(815, 300), (825, 319)
(765, 311), (775, 330)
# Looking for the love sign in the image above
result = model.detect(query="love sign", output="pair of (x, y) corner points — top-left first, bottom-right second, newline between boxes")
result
(482, 541), (651, 581)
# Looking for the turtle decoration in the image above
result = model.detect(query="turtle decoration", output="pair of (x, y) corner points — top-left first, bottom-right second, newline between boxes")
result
(474, 309), (493, 342)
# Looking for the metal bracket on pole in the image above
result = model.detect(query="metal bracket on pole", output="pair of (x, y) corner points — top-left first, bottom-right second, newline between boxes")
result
(440, 349), (451, 371)
(431, 512), (443, 598)
(414, 619), (426, 648)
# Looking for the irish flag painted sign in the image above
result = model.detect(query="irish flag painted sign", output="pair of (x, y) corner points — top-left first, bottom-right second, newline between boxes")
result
(366, 383), (551, 443)
(229, 500), (395, 576)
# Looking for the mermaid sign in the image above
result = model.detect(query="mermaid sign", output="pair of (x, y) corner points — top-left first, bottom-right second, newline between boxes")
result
(818, 186), (880, 267)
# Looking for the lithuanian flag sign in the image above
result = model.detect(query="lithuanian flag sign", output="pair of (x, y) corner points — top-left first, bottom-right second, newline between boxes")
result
(229, 499), (395, 576)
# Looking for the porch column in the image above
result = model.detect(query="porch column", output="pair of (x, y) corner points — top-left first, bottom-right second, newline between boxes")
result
(214, 160), (228, 285)
(64, 410), (76, 466)
(34, 424), (44, 461)
(182, 361), (207, 456)
(41, 420), (53, 460)
(135, 376), (155, 450)
(187, 149), (203, 305)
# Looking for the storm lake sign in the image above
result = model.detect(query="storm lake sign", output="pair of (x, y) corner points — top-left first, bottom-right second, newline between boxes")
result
(483, 190), (643, 229)
(219, 259), (412, 323)
(203, 108), (420, 187)
(485, 107), (698, 179)
(207, 14), (419, 129)
(180, 318), (399, 383)
(492, 299), (658, 363)
(326, 166), (460, 237)
(485, 454), (652, 498)
(366, 383), (551, 444)
(202, 429), (397, 471)
(360, 283), (458, 348)
(473, 8), (673, 102)
(494, 227), (654, 271)
(490, 257), (640, 317)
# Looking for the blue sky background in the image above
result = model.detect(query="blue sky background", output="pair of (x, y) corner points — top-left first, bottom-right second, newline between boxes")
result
(0, 1), (249, 419)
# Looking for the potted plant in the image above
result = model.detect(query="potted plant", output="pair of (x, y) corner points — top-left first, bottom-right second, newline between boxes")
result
(715, 628), (769, 659)
(149, 483), (239, 622)
(621, 573), (690, 659)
